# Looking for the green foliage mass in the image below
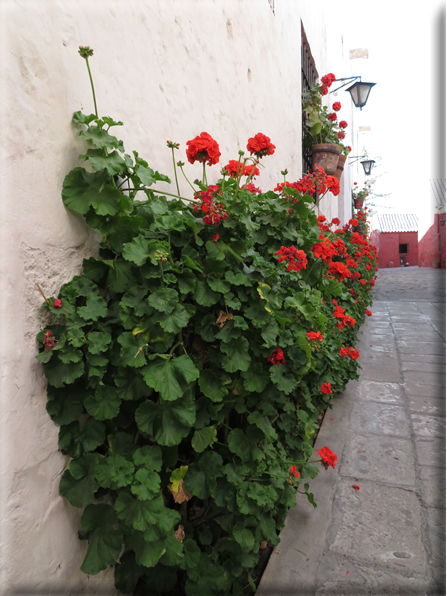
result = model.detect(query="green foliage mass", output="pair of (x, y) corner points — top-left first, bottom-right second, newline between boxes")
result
(37, 112), (376, 595)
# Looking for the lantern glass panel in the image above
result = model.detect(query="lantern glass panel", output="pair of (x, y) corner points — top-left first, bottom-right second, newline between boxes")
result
(361, 159), (375, 175)
(346, 82), (376, 108)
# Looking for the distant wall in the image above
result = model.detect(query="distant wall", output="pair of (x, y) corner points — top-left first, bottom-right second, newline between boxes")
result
(419, 212), (446, 268)
(372, 231), (418, 269)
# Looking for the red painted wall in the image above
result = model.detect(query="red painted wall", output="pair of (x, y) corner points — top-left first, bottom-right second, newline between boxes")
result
(370, 230), (418, 268)
(418, 212), (446, 268)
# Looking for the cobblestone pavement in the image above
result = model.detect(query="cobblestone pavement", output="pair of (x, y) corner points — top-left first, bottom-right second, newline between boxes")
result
(258, 267), (446, 595)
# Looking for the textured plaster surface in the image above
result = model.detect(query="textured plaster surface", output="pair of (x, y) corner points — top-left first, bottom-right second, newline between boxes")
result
(0, 0), (353, 593)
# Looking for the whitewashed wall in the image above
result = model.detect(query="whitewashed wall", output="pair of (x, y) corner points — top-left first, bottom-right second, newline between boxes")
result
(0, 0), (351, 593)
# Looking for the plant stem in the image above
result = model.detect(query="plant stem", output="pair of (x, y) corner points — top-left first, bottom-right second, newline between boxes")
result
(85, 57), (98, 118)
(172, 149), (180, 195)
(124, 188), (198, 203)
(179, 165), (196, 192)
(202, 162), (208, 186)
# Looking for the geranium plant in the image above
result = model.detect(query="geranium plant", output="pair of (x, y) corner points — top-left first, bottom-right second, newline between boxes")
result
(302, 73), (351, 156)
(35, 49), (377, 595)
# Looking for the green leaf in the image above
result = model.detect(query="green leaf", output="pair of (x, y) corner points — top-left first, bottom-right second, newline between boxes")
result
(205, 241), (225, 262)
(261, 318), (279, 348)
(241, 362), (270, 393)
(114, 552), (146, 595)
(195, 279), (220, 307)
(58, 418), (105, 458)
(228, 429), (252, 461)
(131, 468), (161, 500)
(79, 149), (127, 176)
(122, 235), (151, 266)
(77, 293), (108, 322)
(156, 303), (193, 334)
(80, 504), (123, 575)
(115, 368), (152, 401)
(301, 463), (320, 479)
(247, 411), (278, 441)
(135, 394), (196, 446)
(221, 337), (251, 373)
(84, 385), (121, 420)
(73, 111), (98, 125)
(96, 455), (135, 489)
(269, 365), (297, 395)
(247, 482), (278, 507)
(59, 454), (100, 508)
(46, 385), (85, 424)
(117, 332), (147, 368)
(233, 523), (255, 552)
(43, 358), (85, 388)
(133, 445), (163, 471)
(148, 288), (179, 314)
(177, 269), (197, 294)
(62, 168), (123, 216)
(192, 426), (217, 453)
(198, 370), (228, 402)
(142, 355), (199, 401)
(87, 331), (112, 354)
(79, 126), (124, 151)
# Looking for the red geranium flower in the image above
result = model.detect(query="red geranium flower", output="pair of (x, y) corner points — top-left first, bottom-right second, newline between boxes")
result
(349, 219), (359, 227)
(321, 73), (336, 87)
(247, 133), (276, 158)
(328, 112), (337, 122)
(53, 299), (62, 308)
(268, 346), (285, 365)
(332, 102), (341, 111)
(245, 182), (262, 194)
(223, 160), (260, 178)
(331, 217), (340, 226)
(186, 132), (221, 166)
(212, 234), (219, 243)
(337, 131), (345, 140)
(365, 309), (372, 316)
(275, 246), (308, 272)
(318, 446), (337, 469)
(289, 465), (300, 478)
(321, 382), (332, 395)
(339, 121), (348, 129)
(307, 331), (323, 342)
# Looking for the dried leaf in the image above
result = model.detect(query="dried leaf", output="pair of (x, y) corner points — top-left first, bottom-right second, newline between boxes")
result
(216, 310), (233, 328)
(171, 479), (193, 504)
(174, 525), (185, 543)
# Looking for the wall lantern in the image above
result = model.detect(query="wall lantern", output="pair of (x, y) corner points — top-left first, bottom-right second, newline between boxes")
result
(441, 219), (445, 227)
(348, 156), (376, 175)
(330, 76), (376, 109)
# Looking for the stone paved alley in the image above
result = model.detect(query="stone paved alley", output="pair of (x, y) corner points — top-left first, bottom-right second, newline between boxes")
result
(258, 267), (446, 595)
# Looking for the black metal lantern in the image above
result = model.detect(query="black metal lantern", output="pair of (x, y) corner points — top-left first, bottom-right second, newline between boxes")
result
(360, 159), (375, 175)
(346, 81), (376, 109)
(330, 77), (376, 110)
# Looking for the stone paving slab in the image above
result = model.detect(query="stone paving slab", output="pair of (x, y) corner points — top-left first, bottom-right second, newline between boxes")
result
(258, 268), (445, 596)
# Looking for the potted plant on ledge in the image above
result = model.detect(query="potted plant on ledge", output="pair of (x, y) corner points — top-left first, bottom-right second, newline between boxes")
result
(352, 182), (369, 209)
(302, 73), (351, 177)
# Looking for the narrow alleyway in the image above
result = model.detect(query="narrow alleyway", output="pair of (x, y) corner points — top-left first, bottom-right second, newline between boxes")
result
(258, 267), (446, 595)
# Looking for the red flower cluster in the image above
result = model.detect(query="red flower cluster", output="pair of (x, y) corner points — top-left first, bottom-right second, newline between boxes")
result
(332, 102), (341, 111)
(194, 185), (227, 225)
(321, 73), (336, 87)
(328, 112), (337, 122)
(186, 132), (221, 166)
(321, 382), (332, 395)
(212, 234), (219, 243)
(276, 167), (339, 199)
(245, 183), (262, 194)
(275, 246), (308, 272)
(332, 300), (355, 330)
(348, 218), (358, 227)
(340, 347), (360, 360)
(53, 299), (62, 308)
(311, 236), (338, 263)
(289, 465), (300, 478)
(247, 133), (276, 158)
(331, 217), (340, 226)
(43, 331), (54, 352)
(365, 309), (372, 316)
(337, 131), (346, 140)
(328, 261), (352, 281)
(307, 331), (323, 342)
(317, 215), (326, 223)
(339, 121), (348, 129)
(223, 160), (260, 179)
(318, 446), (337, 469)
(268, 346), (285, 365)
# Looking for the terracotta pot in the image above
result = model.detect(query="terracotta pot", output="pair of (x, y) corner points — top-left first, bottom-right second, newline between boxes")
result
(311, 143), (342, 176)
(353, 198), (365, 209)
(334, 154), (347, 181)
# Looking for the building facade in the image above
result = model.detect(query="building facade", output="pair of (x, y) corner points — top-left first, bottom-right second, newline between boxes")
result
(370, 214), (419, 269)
(418, 179), (446, 268)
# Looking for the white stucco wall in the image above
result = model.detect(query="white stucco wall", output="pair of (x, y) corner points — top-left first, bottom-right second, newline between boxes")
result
(0, 1), (351, 592)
